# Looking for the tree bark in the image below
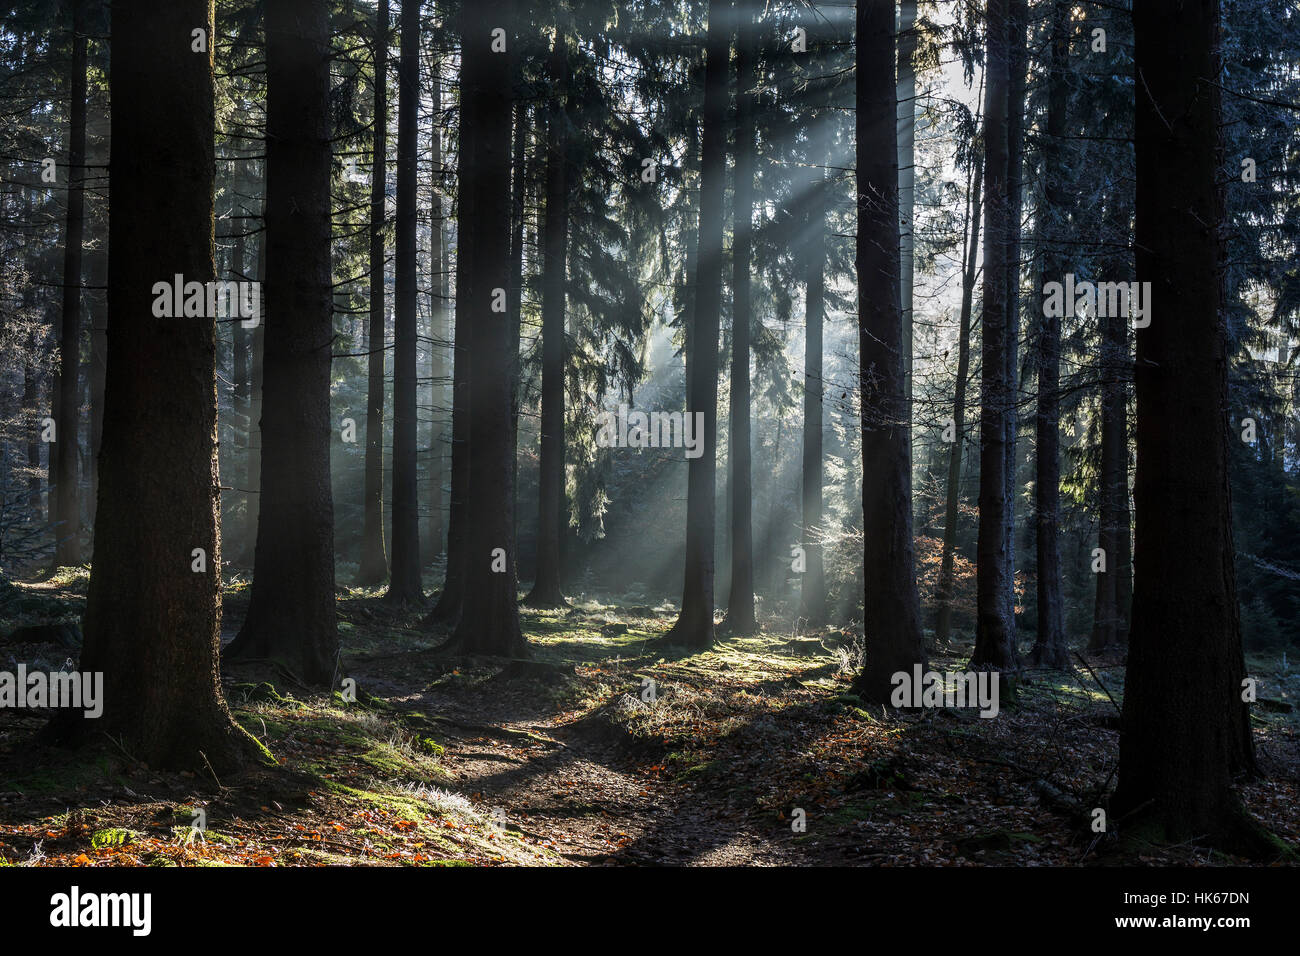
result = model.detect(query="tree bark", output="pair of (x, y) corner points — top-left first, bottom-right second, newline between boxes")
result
(359, 0), (390, 586)
(1115, 0), (1260, 851)
(935, 159), (981, 645)
(971, 0), (1018, 672)
(799, 108), (827, 627)
(445, 2), (528, 657)
(525, 26), (570, 609)
(853, 0), (926, 704)
(722, 0), (756, 636)
(53, 0), (87, 567)
(664, 0), (727, 648)
(52, 0), (258, 771)
(225, 0), (339, 685)
(385, 0), (424, 604)
(1029, 0), (1069, 668)
(897, 0), (917, 470)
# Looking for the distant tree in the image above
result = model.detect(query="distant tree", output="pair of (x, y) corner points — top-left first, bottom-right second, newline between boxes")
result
(664, 0), (728, 649)
(386, 0), (424, 605)
(444, 3), (527, 657)
(971, 0), (1018, 672)
(359, 0), (390, 586)
(853, 0), (925, 703)
(722, 0), (757, 637)
(225, 0), (339, 684)
(52, 0), (87, 567)
(524, 23), (570, 610)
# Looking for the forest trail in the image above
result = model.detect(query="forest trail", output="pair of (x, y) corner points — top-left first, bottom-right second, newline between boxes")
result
(1, 575), (1297, 867)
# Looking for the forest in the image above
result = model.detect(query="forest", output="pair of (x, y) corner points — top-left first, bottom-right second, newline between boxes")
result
(0, 0), (1296, 915)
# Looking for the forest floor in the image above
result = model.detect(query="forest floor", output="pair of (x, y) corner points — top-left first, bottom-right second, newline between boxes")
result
(0, 568), (1297, 866)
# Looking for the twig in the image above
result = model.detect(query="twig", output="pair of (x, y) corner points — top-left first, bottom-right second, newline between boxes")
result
(1073, 652), (1122, 716)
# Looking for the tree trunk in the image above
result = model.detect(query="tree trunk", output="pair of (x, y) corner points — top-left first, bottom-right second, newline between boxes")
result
(53, 0), (87, 567)
(385, 0), (424, 604)
(723, 0), (756, 636)
(231, 228), (249, 564)
(799, 113), (827, 627)
(897, 0), (917, 470)
(359, 0), (390, 586)
(1029, 0), (1068, 668)
(525, 27), (569, 609)
(664, 0), (727, 648)
(445, 3), (527, 657)
(51, 0), (257, 771)
(1114, 0), (1261, 852)
(935, 160), (981, 645)
(225, 0), (339, 685)
(428, 70), (447, 562)
(1003, 0), (1026, 627)
(853, 0), (926, 704)
(241, 229), (265, 567)
(971, 0), (1018, 672)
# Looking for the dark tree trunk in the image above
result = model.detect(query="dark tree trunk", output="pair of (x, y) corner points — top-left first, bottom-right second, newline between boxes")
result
(385, 0), (424, 604)
(225, 0), (339, 685)
(425, 66), (473, 626)
(799, 117), (827, 627)
(525, 27), (569, 609)
(971, 0), (1018, 672)
(1115, 0), (1261, 852)
(506, 100), (526, 560)
(428, 71), (447, 562)
(1030, 0), (1069, 668)
(445, 3), (527, 657)
(53, 0), (87, 567)
(231, 228), (249, 563)
(359, 0), (390, 586)
(722, 0), (756, 636)
(51, 0), (257, 771)
(88, 238), (106, 526)
(241, 231), (265, 567)
(664, 0), (727, 648)
(1003, 0), (1026, 629)
(934, 161), (981, 645)
(898, 0), (917, 468)
(852, 0), (926, 704)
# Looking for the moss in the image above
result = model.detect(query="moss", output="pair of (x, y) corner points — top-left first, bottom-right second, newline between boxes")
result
(90, 827), (138, 849)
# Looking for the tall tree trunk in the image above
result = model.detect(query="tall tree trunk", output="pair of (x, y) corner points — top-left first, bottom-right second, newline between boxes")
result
(1003, 0), (1026, 629)
(51, 0), (257, 771)
(664, 0), (727, 648)
(386, 0), (424, 604)
(425, 45), (474, 626)
(445, 3), (527, 657)
(88, 238), (106, 527)
(428, 70), (447, 561)
(231, 228), (249, 564)
(799, 113), (827, 626)
(723, 0), (756, 636)
(241, 227), (266, 566)
(1030, 0), (1068, 667)
(971, 0), (1018, 671)
(53, 0), (87, 567)
(853, 0), (926, 704)
(897, 0), (917, 470)
(525, 27), (569, 608)
(1115, 0), (1263, 852)
(506, 100), (526, 563)
(359, 0), (390, 585)
(225, 0), (339, 685)
(1091, 193), (1134, 650)
(934, 160), (981, 645)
